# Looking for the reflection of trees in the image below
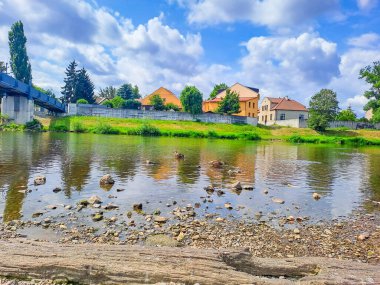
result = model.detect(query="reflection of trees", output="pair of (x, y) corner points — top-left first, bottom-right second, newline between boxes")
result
(3, 175), (28, 222)
(362, 149), (380, 210)
(60, 134), (93, 196)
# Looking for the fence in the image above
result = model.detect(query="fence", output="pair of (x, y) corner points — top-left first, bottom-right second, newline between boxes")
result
(67, 104), (258, 126)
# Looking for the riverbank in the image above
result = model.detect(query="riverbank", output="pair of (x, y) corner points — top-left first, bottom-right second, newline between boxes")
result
(40, 116), (380, 145)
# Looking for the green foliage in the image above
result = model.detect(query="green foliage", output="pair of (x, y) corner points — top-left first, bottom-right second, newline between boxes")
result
(149, 94), (166, 111)
(0, 122), (24, 131)
(8, 21), (32, 83)
(137, 124), (161, 136)
(61, 61), (95, 103)
(165, 103), (180, 111)
(372, 108), (380, 123)
(110, 96), (125, 108)
(72, 121), (86, 133)
(49, 121), (69, 132)
(117, 83), (140, 100)
(0, 61), (7, 73)
(216, 89), (240, 115)
(288, 134), (380, 146)
(102, 101), (113, 108)
(123, 99), (141, 110)
(360, 61), (380, 113)
(76, 99), (89, 104)
(98, 86), (117, 99)
(336, 106), (357, 121)
(93, 122), (119, 134)
(209, 83), (228, 99)
(25, 119), (42, 131)
(180, 86), (203, 115)
(0, 114), (10, 124)
(308, 89), (339, 132)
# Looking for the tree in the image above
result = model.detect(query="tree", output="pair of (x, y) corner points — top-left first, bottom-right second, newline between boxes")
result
(166, 103), (180, 111)
(372, 108), (380, 123)
(77, 99), (89, 104)
(360, 61), (380, 113)
(61, 60), (78, 103)
(180, 86), (203, 115)
(150, 94), (166, 111)
(98, 86), (117, 99)
(75, 68), (95, 104)
(8, 21), (32, 83)
(117, 83), (139, 100)
(0, 62), (7, 73)
(336, 106), (357, 121)
(109, 96), (125, 108)
(123, 99), (141, 110)
(308, 89), (339, 131)
(209, 83), (228, 100)
(216, 89), (240, 115)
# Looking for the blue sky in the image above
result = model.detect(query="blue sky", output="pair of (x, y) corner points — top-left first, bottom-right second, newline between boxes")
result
(0, 0), (379, 115)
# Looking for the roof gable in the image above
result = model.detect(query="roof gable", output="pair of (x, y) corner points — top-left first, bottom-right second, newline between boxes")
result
(270, 97), (308, 112)
(216, 83), (260, 99)
(141, 87), (181, 107)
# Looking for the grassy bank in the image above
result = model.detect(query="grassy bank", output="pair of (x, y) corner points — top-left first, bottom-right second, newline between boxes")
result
(40, 116), (380, 146)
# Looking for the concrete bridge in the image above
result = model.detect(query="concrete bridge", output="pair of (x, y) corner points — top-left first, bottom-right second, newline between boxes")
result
(0, 73), (65, 124)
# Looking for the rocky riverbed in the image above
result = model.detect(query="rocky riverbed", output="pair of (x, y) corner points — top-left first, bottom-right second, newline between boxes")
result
(0, 189), (379, 265)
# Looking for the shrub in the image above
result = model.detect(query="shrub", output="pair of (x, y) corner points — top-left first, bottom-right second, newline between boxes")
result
(165, 103), (180, 111)
(137, 124), (161, 136)
(77, 99), (89, 104)
(102, 101), (113, 108)
(123, 99), (141, 110)
(72, 121), (86, 133)
(49, 118), (70, 132)
(25, 119), (42, 131)
(93, 122), (119, 134)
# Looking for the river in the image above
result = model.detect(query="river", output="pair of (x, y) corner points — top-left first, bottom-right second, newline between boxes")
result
(0, 132), (379, 226)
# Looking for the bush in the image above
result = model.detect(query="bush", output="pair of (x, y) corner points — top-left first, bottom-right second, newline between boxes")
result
(77, 99), (89, 104)
(165, 103), (180, 111)
(25, 119), (43, 131)
(72, 121), (86, 133)
(123, 99), (142, 110)
(102, 101), (113, 108)
(93, 122), (119, 134)
(137, 124), (161, 136)
(49, 118), (70, 132)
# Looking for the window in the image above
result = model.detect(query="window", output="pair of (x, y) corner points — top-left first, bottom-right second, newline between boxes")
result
(262, 106), (264, 111)
(252, 103), (255, 108)
(280, 114), (285, 120)
(249, 102), (251, 108)
(248, 112), (250, 117)
(270, 114), (272, 120)
(299, 114), (304, 120)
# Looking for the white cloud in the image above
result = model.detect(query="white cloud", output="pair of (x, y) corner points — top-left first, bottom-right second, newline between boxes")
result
(357, 0), (378, 10)
(348, 33), (380, 49)
(178, 0), (339, 30)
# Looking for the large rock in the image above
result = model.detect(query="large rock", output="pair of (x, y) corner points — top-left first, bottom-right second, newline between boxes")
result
(154, 216), (168, 223)
(88, 195), (102, 205)
(210, 160), (224, 168)
(34, 175), (46, 186)
(100, 174), (115, 185)
(272, 198), (285, 204)
(232, 181), (242, 190)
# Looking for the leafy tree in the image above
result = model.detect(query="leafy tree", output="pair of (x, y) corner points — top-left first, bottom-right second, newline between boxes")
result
(149, 94), (166, 111)
(180, 86), (203, 115)
(8, 21), (32, 83)
(372, 108), (380, 123)
(77, 99), (89, 104)
(110, 96), (125, 109)
(61, 60), (78, 103)
(360, 61), (380, 113)
(166, 103), (180, 111)
(209, 83), (228, 100)
(117, 83), (140, 100)
(336, 106), (357, 121)
(102, 100), (113, 108)
(75, 68), (95, 104)
(98, 86), (117, 99)
(0, 61), (7, 73)
(308, 89), (339, 131)
(123, 99), (141, 110)
(216, 89), (240, 115)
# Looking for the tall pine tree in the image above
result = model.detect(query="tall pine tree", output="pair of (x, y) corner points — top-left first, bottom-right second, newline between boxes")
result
(8, 21), (32, 83)
(61, 60), (78, 103)
(76, 68), (95, 104)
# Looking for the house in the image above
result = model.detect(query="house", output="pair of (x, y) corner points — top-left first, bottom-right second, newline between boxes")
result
(95, 97), (108, 105)
(140, 87), (182, 110)
(365, 109), (373, 121)
(202, 83), (260, 117)
(259, 97), (308, 125)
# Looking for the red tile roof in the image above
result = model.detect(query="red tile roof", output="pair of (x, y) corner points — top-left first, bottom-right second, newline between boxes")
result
(204, 97), (255, 103)
(270, 97), (308, 111)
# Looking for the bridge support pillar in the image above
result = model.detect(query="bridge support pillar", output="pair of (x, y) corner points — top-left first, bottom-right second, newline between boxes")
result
(1, 94), (34, 124)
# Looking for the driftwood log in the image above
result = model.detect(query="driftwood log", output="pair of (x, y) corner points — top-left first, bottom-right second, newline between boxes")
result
(0, 239), (378, 284)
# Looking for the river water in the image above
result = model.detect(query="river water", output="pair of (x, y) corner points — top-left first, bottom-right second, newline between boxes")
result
(0, 132), (379, 225)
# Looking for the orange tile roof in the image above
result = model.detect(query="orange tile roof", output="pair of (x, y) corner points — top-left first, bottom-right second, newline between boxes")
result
(270, 97), (308, 111)
(204, 97), (255, 103)
(141, 87), (181, 107)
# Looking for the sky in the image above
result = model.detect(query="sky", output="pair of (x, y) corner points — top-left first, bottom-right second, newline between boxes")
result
(0, 0), (379, 116)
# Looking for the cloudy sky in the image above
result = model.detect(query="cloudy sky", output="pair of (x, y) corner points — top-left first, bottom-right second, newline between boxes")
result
(0, 0), (379, 115)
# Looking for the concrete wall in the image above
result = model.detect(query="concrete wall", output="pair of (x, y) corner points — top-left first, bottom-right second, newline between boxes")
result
(67, 103), (258, 126)
(272, 119), (308, 128)
(329, 121), (380, 130)
(1, 95), (34, 124)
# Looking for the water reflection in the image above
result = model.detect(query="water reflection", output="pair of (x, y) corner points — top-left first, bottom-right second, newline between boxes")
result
(0, 132), (379, 223)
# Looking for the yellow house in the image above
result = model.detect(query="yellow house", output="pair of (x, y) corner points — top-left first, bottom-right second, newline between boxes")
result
(203, 83), (260, 117)
(141, 87), (182, 110)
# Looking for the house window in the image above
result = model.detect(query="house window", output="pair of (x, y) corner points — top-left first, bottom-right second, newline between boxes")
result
(249, 102), (251, 108)
(262, 106), (264, 111)
(252, 103), (255, 108)
(280, 114), (286, 120)
(270, 114), (272, 120)
(248, 112), (250, 117)
(299, 114), (304, 120)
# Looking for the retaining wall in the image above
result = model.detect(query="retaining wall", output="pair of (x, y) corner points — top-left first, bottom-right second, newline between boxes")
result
(67, 104), (258, 126)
